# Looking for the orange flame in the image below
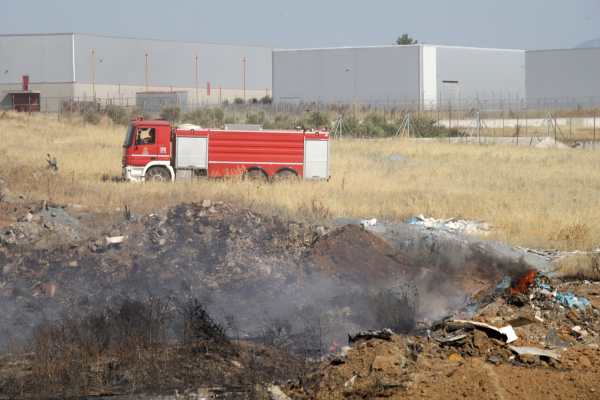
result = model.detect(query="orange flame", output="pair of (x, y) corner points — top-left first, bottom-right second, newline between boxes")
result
(328, 340), (340, 351)
(510, 269), (538, 294)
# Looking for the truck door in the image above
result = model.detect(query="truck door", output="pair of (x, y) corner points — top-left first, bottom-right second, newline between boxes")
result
(130, 127), (158, 165)
(175, 135), (209, 171)
(303, 139), (329, 179)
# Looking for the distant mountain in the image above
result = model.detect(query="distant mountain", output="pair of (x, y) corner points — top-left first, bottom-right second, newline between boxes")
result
(575, 37), (600, 48)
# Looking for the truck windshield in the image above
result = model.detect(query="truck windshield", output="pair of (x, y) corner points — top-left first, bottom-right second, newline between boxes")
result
(123, 125), (135, 148)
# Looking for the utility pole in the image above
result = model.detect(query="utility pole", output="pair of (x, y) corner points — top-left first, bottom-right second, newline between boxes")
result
(92, 48), (95, 103)
(243, 57), (246, 102)
(195, 54), (199, 106)
(145, 51), (149, 92)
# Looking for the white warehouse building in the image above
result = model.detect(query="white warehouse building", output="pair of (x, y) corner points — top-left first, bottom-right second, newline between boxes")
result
(272, 45), (525, 109)
(272, 45), (600, 110)
(0, 33), (287, 112)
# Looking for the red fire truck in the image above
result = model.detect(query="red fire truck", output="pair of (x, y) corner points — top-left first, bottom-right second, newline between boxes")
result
(122, 118), (330, 182)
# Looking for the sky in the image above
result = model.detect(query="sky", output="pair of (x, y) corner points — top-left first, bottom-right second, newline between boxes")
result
(0, 0), (598, 50)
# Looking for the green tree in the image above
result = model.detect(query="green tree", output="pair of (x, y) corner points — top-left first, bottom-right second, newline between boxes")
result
(395, 33), (418, 45)
(233, 97), (244, 105)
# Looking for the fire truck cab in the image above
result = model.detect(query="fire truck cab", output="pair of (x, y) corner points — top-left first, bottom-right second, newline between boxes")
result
(122, 118), (330, 182)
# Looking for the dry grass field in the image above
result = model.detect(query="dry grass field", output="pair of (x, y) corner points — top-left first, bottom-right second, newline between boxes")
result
(1, 111), (599, 255)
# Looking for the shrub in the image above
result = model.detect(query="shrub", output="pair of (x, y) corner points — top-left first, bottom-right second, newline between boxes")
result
(84, 108), (102, 125)
(295, 110), (331, 130)
(233, 97), (244, 105)
(183, 107), (224, 128)
(222, 99), (230, 107)
(259, 95), (272, 104)
(107, 105), (130, 125)
(160, 104), (181, 123)
(274, 112), (294, 129)
(130, 106), (151, 121)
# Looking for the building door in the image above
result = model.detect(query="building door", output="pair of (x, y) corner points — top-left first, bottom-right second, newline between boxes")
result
(442, 81), (459, 108)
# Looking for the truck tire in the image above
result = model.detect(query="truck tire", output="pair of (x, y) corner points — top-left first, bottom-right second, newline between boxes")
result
(274, 170), (299, 181)
(245, 169), (268, 181)
(145, 167), (169, 183)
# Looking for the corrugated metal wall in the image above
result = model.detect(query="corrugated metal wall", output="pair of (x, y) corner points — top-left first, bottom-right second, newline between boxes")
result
(0, 34), (74, 84)
(435, 46), (525, 106)
(525, 48), (600, 107)
(0, 34), (281, 90)
(73, 34), (278, 90)
(272, 46), (420, 104)
(272, 45), (525, 107)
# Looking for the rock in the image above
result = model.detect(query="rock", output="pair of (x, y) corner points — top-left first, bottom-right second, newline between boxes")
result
(208, 281), (219, 290)
(198, 210), (207, 217)
(2, 265), (11, 276)
(448, 353), (462, 361)
(158, 238), (167, 246)
(231, 360), (243, 368)
(571, 326), (588, 338)
(260, 266), (272, 277)
(185, 210), (192, 217)
(201, 199), (211, 208)
(228, 225), (236, 232)
(68, 261), (78, 267)
(208, 206), (217, 214)
(372, 355), (395, 371)
(267, 385), (291, 400)
(232, 267), (242, 274)
(578, 355), (592, 368)
(566, 309), (580, 322)
(316, 226), (326, 236)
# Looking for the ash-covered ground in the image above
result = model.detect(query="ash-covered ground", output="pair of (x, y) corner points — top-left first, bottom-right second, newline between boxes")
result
(0, 189), (521, 353)
(3, 182), (600, 398)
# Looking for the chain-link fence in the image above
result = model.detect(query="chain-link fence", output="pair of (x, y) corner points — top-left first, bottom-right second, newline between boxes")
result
(2, 94), (598, 145)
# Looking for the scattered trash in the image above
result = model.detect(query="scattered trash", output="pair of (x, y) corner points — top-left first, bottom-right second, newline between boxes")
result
(404, 214), (491, 236)
(509, 346), (560, 361)
(360, 218), (377, 228)
(348, 329), (393, 345)
(103, 236), (126, 247)
(42, 284), (56, 299)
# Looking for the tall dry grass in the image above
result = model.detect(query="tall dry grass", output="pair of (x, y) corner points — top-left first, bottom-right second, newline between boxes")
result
(1, 111), (599, 251)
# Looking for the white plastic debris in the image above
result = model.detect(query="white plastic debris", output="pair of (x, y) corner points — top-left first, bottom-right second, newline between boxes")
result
(499, 325), (518, 344)
(344, 375), (357, 388)
(361, 218), (377, 227)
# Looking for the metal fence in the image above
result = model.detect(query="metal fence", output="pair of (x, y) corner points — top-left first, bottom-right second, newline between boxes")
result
(2, 94), (598, 142)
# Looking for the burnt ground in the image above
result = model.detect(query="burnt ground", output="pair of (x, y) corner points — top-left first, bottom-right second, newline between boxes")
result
(2, 184), (600, 398)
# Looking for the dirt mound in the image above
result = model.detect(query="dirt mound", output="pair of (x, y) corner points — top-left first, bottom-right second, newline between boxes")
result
(306, 224), (419, 285)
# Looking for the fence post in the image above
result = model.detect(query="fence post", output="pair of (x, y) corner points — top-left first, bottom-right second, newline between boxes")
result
(448, 102), (451, 142)
(58, 92), (61, 122)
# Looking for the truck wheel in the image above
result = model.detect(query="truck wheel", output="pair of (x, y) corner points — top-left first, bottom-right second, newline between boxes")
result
(145, 167), (169, 183)
(245, 169), (268, 181)
(274, 170), (299, 181)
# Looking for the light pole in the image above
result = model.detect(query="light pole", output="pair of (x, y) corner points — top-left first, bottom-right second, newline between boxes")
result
(92, 48), (95, 102)
(195, 54), (199, 106)
(145, 51), (149, 92)
(243, 56), (246, 102)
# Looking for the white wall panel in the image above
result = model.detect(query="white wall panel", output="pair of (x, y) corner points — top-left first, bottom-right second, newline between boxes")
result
(525, 48), (600, 107)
